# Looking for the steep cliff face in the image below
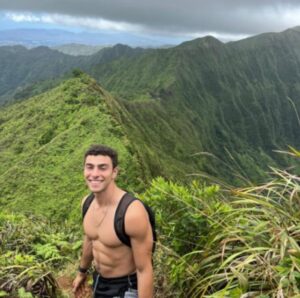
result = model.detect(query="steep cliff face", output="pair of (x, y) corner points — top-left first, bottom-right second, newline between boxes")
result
(89, 30), (300, 182)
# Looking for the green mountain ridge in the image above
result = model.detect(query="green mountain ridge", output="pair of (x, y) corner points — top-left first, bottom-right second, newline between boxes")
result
(0, 45), (80, 105)
(0, 44), (147, 105)
(1, 28), (300, 190)
(0, 74), (143, 220)
(88, 29), (300, 181)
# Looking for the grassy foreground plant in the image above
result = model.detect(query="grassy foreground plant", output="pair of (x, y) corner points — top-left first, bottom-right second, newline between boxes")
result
(0, 213), (80, 297)
(144, 149), (300, 297)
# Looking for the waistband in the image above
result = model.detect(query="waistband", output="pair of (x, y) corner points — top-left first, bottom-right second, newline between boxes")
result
(94, 271), (137, 283)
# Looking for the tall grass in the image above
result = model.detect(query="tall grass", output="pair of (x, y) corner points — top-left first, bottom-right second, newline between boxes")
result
(145, 148), (300, 297)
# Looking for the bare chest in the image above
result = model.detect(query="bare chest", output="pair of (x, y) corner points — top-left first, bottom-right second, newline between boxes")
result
(84, 204), (122, 248)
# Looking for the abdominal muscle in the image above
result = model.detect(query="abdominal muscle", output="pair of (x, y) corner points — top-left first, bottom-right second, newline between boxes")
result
(92, 240), (136, 277)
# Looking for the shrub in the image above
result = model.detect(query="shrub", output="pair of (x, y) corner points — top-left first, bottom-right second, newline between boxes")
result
(0, 213), (80, 297)
(143, 149), (300, 297)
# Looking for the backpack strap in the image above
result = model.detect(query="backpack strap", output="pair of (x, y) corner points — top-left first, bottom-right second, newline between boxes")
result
(114, 193), (156, 252)
(114, 193), (137, 247)
(82, 192), (156, 252)
(82, 193), (95, 220)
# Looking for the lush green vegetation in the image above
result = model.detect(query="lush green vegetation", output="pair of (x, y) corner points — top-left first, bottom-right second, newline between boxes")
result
(1, 149), (300, 297)
(1, 29), (299, 182)
(143, 148), (300, 297)
(0, 44), (146, 106)
(0, 211), (82, 297)
(89, 32), (300, 184)
(0, 46), (81, 105)
(1, 28), (300, 297)
(0, 73), (143, 221)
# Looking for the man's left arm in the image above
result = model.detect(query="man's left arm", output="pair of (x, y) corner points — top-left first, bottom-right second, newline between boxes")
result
(125, 201), (154, 298)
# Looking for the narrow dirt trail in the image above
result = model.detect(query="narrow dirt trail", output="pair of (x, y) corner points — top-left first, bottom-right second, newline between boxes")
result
(57, 275), (92, 298)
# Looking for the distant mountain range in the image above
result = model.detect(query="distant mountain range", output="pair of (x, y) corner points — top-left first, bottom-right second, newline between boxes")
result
(0, 28), (175, 48)
(0, 43), (146, 104)
(54, 43), (107, 56)
(0, 27), (300, 219)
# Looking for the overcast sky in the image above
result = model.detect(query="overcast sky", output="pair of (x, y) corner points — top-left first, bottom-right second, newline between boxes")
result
(1, 0), (300, 44)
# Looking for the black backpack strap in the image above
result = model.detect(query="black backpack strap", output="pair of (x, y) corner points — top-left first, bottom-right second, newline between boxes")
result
(114, 193), (136, 247)
(114, 193), (156, 252)
(82, 193), (95, 220)
(82, 192), (156, 252)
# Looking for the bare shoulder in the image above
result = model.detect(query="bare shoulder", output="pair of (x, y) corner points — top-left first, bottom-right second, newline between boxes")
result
(126, 200), (148, 220)
(125, 200), (149, 237)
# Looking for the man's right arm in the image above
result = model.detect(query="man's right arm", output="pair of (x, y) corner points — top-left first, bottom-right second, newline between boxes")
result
(72, 235), (93, 296)
(79, 234), (93, 269)
(78, 195), (94, 270)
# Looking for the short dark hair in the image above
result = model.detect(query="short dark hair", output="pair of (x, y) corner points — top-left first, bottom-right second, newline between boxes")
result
(84, 144), (118, 168)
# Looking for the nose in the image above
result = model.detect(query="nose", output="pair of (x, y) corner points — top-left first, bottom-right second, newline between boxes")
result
(90, 167), (101, 177)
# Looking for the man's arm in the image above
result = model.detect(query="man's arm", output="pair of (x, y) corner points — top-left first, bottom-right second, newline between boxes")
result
(72, 234), (93, 296)
(73, 195), (94, 297)
(79, 233), (94, 270)
(125, 201), (154, 298)
(72, 235), (93, 292)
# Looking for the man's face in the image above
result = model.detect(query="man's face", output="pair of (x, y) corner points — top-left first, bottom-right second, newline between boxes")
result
(84, 155), (118, 193)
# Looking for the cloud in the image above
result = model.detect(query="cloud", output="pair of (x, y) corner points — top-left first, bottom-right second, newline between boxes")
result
(1, 0), (300, 38)
(5, 12), (141, 32)
(6, 13), (41, 23)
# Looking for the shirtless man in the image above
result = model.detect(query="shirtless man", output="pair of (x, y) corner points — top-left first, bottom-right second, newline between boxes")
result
(72, 145), (153, 298)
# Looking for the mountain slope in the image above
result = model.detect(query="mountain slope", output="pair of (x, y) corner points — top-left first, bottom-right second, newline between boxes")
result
(0, 45), (79, 104)
(54, 44), (107, 56)
(1, 29), (300, 183)
(0, 44), (146, 105)
(88, 32), (300, 182)
(0, 74), (143, 220)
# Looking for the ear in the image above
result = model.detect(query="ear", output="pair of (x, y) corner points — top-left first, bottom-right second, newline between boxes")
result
(112, 166), (118, 179)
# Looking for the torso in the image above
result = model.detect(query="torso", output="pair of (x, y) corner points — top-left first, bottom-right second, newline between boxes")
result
(83, 195), (136, 277)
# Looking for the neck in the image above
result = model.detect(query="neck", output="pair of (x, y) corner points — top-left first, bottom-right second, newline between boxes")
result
(93, 184), (124, 206)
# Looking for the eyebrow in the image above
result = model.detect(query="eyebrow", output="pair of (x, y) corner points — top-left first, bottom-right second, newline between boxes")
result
(85, 163), (109, 167)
